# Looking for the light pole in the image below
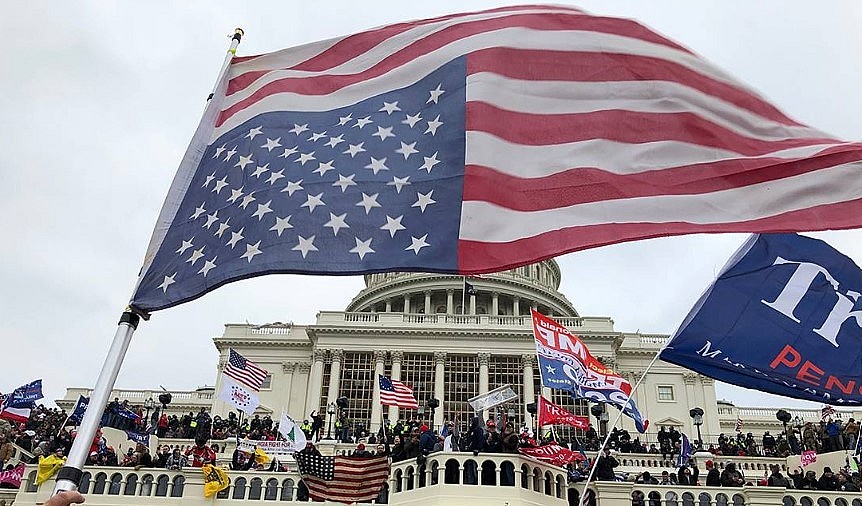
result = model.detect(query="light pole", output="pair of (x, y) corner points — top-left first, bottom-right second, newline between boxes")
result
(776, 409), (792, 452)
(427, 398), (439, 428)
(144, 397), (155, 429)
(591, 403), (608, 437)
(326, 403), (336, 439)
(689, 407), (704, 450)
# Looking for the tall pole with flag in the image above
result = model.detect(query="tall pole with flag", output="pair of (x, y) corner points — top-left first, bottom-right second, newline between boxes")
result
(52, 28), (245, 496)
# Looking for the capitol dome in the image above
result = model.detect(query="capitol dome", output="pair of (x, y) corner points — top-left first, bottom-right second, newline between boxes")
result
(347, 260), (578, 317)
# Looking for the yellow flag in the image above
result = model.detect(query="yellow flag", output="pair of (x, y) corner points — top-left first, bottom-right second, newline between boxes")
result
(202, 464), (230, 497)
(254, 447), (270, 465)
(36, 455), (66, 485)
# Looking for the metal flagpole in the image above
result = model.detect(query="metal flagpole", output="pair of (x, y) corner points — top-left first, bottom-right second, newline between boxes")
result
(53, 28), (244, 496)
(577, 346), (668, 506)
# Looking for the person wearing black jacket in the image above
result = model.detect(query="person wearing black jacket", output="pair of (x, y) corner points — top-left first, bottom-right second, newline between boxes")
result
(231, 448), (254, 471)
(704, 460), (720, 486)
(817, 467), (839, 491)
(594, 448), (619, 481)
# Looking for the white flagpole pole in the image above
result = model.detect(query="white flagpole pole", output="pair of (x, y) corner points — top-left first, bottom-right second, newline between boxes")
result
(578, 347), (667, 506)
(53, 28), (244, 496)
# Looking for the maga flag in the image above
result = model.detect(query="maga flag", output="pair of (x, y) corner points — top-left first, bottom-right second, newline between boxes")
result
(68, 395), (89, 425)
(295, 453), (390, 503)
(4, 379), (43, 409)
(519, 443), (587, 467)
(129, 5), (862, 314)
(532, 310), (648, 433)
(660, 234), (862, 405)
(537, 395), (590, 430)
(202, 464), (230, 497)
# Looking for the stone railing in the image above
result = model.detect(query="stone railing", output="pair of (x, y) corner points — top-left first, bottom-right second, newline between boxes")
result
(388, 451), (569, 504)
(315, 311), (616, 332)
(0, 489), (15, 506)
(590, 480), (862, 506)
(717, 405), (862, 421)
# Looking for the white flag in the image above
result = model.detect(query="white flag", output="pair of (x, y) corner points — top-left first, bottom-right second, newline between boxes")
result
(278, 412), (307, 452)
(218, 377), (260, 415)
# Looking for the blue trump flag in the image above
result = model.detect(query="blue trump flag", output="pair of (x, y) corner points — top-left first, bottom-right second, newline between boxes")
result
(676, 433), (692, 468)
(661, 233), (862, 405)
(69, 396), (90, 425)
(125, 430), (150, 447)
(5, 380), (43, 409)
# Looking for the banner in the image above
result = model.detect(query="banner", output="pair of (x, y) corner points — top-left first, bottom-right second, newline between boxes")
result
(801, 450), (818, 467)
(237, 438), (300, 458)
(0, 463), (24, 488)
(5, 379), (43, 408)
(660, 234), (862, 405)
(532, 310), (648, 432)
(467, 385), (518, 412)
(537, 396), (589, 429)
(218, 377), (260, 415)
(519, 444), (587, 467)
(125, 430), (150, 446)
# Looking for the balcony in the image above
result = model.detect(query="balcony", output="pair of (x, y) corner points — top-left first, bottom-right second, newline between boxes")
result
(314, 311), (616, 333)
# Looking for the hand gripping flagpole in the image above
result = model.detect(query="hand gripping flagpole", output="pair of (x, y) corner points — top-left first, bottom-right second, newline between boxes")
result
(52, 28), (244, 496)
(578, 345), (669, 506)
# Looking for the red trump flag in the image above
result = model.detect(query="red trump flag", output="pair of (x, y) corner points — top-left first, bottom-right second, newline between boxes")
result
(538, 395), (590, 429)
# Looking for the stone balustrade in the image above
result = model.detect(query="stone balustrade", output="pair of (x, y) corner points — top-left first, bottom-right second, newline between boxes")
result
(313, 311), (616, 332)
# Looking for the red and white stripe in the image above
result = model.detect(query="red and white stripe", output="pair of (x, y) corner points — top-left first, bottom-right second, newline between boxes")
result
(0, 406), (31, 424)
(224, 349), (268, 392)
(303, 456), (390, 503)
(380, 378), (419, 409)
(209, 5), (862, 273)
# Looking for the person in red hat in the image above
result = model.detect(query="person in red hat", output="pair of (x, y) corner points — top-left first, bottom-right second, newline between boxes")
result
(705, 460), (720, 486)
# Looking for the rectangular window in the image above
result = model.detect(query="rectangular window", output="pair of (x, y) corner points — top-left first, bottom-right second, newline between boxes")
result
(657, 385), (675, 401)
(260, 374), (272, 390)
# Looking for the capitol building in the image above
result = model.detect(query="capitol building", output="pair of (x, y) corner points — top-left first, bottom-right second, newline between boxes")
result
(7, 262), (861, 506)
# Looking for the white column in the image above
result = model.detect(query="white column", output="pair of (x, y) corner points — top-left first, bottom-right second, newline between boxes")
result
(370, 350), (387, 432)
(446, 289), (454, 314)
(434, 351), (446, 429)
(491, 292), (499, 316)
(469, 293), (476, 315)
(424, 291), (432, 314)
(280, 362), (296, 415)
(385, 299), (392, 312)
(513, 296), (520, 316)
(522, 354), (536, 430)
(389, 351), (403, 421)
(478, 352), (490, 421)
(404, 295), (411, 313)
(305, 350), (327, 416)
(325, 349), (344, 407)
(295, 363), (311, 417)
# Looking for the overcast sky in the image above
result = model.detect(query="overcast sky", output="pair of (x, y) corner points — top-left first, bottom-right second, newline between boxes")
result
(2, 1), (861, 413)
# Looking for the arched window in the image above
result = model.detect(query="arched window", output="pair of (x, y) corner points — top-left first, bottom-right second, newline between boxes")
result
(532, 468), (541, 492)
(463, 460), (478, 485)
(836, 499), (849, 506)
(555, 475), (565, 498)
(783, 497), (797, 506)
(232, 477), (247, 500)
(249, 477), (263, 500)
(430, 460), (440, 486)
(699, 493), (713, 506)
(444, 459), (460, 484)
(716, 493), (729, 506)
(500, 461), (515, 487)
(665, 491), (679, 506)
(265, 478), (279, 500)
(682, 492), (695, 506)
(92, 472), (108, 495)
(393, 469), (403, 493)
(481, 460), (497, 486)
(817, 499), (832, 506)
(154, 475), (169, 497)
(124, 473), (138, 495)
(732, 493), (746, 506)
(139, 474), (153, 497)
(170, 475), (184, 497)
(78, 472), (92, 494)
(280, 478), (295, 501)
(800, 497), (814, 506)
(405, 466), (415, 491)
(520, 465), (530, 489)
(544, 471), (552, 495)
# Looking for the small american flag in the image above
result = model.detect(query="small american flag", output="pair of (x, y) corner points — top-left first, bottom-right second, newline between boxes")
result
(821, 405), (836, 419)
(735, 417), (743, 432)
(378, 375), (418, 409)
(295, 452), (389, 503)
(224, 349), (268, 391)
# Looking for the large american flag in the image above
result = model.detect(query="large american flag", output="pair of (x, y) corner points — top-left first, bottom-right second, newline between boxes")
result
(224, 349), (268, 391)
(294, 453), (390, 503)
(131, 5), (862, 313)
(378, 375), (419, 409)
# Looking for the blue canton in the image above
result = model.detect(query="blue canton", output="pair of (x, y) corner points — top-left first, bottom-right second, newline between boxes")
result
(134, 58), (467, 310)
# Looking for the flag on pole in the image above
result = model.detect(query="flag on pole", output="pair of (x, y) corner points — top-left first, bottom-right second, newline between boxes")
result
(277, 412), (307, 452)
(660, 233), (862, 405)
(0, 405), (31, 424)
(129, 5), (862, 315)
(125, 430), (150, 447)
(224, 349), (269, 391)
(218, 377), (260, 415)
(821, 405), (836, 420)
(4, 380), (43, 408)
(202, 464), (230, 497)
(532, 310), (648, 432)
(464, 280), (477, 296)
(735, 417), (743, 432)
(676, 433), (693, 467)
(295, 453), (390, 503)
(537, 396), (590, 429)
(36, 454), (65, 485)
(68, 396), (90, 425)
(519, 443), (587, 467)
(378, 375), (418, 409)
